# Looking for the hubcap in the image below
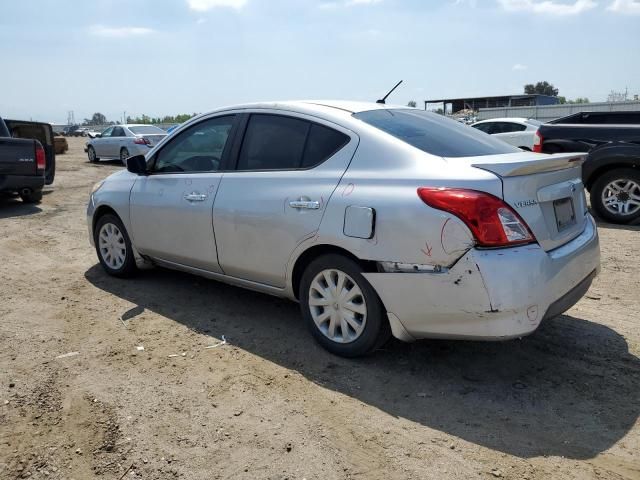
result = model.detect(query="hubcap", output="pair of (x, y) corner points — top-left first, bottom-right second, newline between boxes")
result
(98, 223), (126, 270)
(308, 269), (367, 344)
(602, 179), (640, 216)
(88, 148), (95, 161)
(121, 150), (128, 162)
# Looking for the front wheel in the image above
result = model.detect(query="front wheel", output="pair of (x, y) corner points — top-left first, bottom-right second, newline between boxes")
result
(591, 168), (640, 224)
(299, 254), (390, 357)
(87, 146), (99, 163)
(94, 214), (137, 277)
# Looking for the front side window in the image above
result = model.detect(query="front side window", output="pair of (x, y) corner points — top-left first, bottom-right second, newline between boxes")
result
(152, 116), (235, 173)
(101, 127), (113, 138)
(472, 122), (494, 134)
(354, 109), (520, 157)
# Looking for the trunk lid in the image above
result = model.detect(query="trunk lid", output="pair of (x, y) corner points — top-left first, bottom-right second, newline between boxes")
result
(453, 152), (588, 251)
(0, 137), (38, 176)
(140, 134), (166, 147)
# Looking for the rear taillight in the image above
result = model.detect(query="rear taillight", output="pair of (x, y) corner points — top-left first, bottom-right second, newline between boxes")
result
(417, 188), (535, 248)
(532, 130), (543, 153)
(35, 142), (46, 172)
(134, 137), (150, 145)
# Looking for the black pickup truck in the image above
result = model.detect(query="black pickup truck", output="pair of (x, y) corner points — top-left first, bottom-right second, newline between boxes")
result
(0, 117), (56, 203)
(534, 115), (640, 224)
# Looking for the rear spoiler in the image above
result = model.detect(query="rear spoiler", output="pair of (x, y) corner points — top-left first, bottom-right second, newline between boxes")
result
(471, 153), (586, 178)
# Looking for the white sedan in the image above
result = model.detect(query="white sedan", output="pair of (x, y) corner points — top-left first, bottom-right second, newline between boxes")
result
(471, 117), (542, 151)
(86, 124), (167, 164)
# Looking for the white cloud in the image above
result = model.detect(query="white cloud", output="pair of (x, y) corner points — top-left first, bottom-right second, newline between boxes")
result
(512, 63), (528, 70)
(319, 0), (382, 8)
(89, 25), (155, 37)
(498, 0), (598, 15)
(186, 0), (247, 11)
(608, 0), (640, 13)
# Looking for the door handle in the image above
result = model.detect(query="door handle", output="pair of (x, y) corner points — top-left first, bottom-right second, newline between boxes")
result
(289, 199), (320, 210)
(184, 192), (207, 202)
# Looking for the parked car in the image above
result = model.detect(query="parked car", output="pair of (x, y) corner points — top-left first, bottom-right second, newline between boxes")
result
(471, 118), (542, 150)
(0, 117), (48, 203)
(87, 101), (600, 357)
(86, 124), (167, 164)
(549, 110), (640, 125)
(534, 122), (640, 224)
(86, 129), (101, 139)
(4, 118), (56, 185)
(63, 125), (87, 137)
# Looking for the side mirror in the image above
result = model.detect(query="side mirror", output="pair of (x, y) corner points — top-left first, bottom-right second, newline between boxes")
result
(126, 155), (148, 175)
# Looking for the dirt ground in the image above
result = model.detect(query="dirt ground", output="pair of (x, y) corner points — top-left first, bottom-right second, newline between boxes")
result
(0, 136), (639, 480)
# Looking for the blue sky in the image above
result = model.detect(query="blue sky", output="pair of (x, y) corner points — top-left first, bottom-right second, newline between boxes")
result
(1, 0), (639, 123)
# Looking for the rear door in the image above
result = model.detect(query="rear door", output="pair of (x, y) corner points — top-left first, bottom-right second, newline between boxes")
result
(110, 127), (126, 157)
(5, 120), (55, 184)
(130, 114), (238, 272)
(493, 122), (529, 148)
(94, 127), (113, 157)
(212, 112), (356, 287)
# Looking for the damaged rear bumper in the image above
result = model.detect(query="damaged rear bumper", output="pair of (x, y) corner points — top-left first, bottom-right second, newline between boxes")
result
(363, 215), (600, 341)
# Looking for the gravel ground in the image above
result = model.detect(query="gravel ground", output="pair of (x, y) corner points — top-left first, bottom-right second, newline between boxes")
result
(1, 137), (639, 480)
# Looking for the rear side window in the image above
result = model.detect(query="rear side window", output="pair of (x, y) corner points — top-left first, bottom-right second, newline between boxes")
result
(354, 109), (520, 157)
(237, 114), (349, 170)
(112, 127), (125, 137)
(301, 124), (349, 168)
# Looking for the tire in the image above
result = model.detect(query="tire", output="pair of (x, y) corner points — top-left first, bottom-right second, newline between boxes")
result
(93, 214), (137, 278)
(590, 168), (640, 224)
(87, 146), (99, 163)
(299, 254), (391, 357)
(120, 148), (129, 165)
(20, 189), (43, 204)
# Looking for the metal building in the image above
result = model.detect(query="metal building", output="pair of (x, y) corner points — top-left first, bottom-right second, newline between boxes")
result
(424, 94), (559, 113)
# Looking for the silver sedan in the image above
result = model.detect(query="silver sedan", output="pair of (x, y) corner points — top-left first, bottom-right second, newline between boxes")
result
(87, 101), (600, 357)
(86, 124), (167, 164)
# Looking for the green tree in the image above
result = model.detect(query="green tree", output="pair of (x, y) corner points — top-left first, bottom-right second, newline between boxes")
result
(524, 81), (559, 97)
(84, 112), (108, 125)
(407, 100), (417, 108)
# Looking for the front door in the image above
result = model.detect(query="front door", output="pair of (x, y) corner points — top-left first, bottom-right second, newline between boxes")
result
(129, 115), (237, 272)
(213, 112), (357, 288)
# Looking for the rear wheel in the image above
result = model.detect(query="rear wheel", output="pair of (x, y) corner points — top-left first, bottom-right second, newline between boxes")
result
(299, 254), (390, 357)
(120, 147), (129, 165)
(87, 146), (99, 163)
(94, 214), (137, 277)
(591, 168), (640, 224)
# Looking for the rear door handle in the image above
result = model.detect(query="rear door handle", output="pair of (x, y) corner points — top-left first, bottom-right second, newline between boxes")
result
(289, 199), (320, 210)
(184, 192), (207, 202)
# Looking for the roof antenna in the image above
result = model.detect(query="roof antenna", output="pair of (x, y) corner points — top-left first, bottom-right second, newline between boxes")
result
(376, 80), (403, 104)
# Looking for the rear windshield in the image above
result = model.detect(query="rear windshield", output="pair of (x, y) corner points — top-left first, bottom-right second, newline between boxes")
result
(129, 125), (166, 135)
(353, 109), (520, 157)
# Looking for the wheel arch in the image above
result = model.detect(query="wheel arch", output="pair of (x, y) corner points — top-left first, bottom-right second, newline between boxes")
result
(290, 244), (378, 300)
(92, 205), (121, 235)
(584, 161), (640, 191)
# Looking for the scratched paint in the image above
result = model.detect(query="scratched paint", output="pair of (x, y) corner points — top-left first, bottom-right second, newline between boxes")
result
(421, 242), (433, 257)
(342, 183), (355, 197)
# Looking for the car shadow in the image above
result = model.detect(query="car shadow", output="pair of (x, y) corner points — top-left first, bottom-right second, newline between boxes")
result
(589, 207), (640, 229)
(0, 196), (42, 219)
(85, 264), (640, 460)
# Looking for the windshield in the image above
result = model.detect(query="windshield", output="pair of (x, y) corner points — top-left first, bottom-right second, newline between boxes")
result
(129, 125), (166, 135)
(353, 109), (521, 157)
